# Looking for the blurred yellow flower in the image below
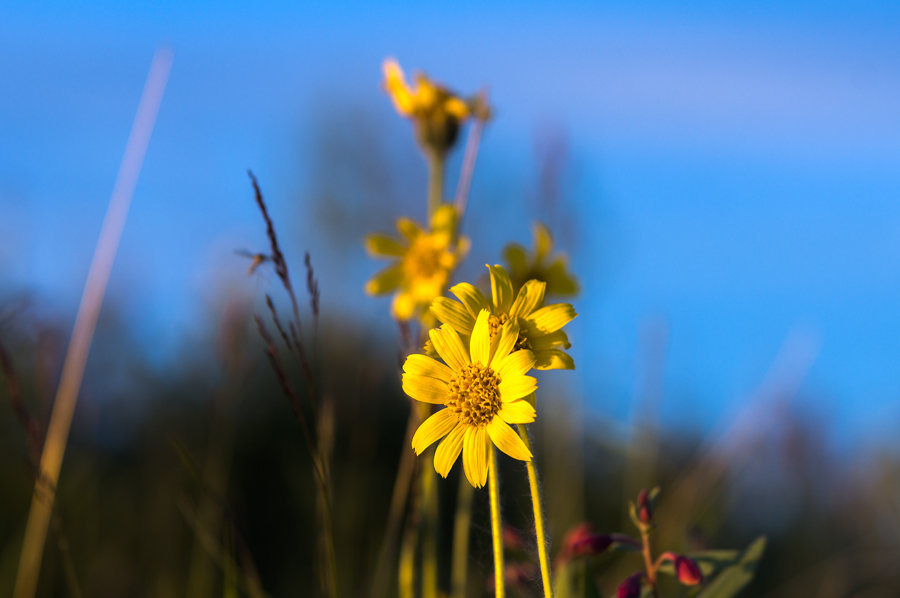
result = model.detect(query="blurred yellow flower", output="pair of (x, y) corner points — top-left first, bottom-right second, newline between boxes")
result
(382, 58), (485, 155)
(365, 204), (469, 321)
(502, 222), (579, 298)
(431, 264), (577, 370)
(403, 309), (537, 488)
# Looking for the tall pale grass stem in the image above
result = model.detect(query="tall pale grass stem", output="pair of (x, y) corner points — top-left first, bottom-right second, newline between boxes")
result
(450, 477), (474, 598)
(517, 424), (554, 598)
(453, 112), (485, 221)
(13, 48), (172, 598)
(488, 445), (506, 598)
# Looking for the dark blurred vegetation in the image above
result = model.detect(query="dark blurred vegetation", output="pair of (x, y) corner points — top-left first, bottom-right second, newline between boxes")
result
(1, 285), (899, 597)
(2, 106), (899, 598)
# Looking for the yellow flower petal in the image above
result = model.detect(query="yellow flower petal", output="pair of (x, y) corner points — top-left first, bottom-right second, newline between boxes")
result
(494, 349), (536, 380)
(487, 418), (532, 461)
(430, 204), (458, 239)
(411, 408), (458, 454)
(527, 303), (577, 333)
(502, 243), (528, 277)
(530, 330), (571, 351)
(365, 233), (407, 258)
(402, 373), (449, 404)
(431, 297), (476, 335)
(403, 353), (454, 383)
(444, 97), (470, 120)
(498, 374), (538, 402)
(534, 222), (553, 261)
(498, 400), (536, 425)
(392, 291), (417, 321)
(383, 58), (415, 115)
(463, 426), (489, 488)
(534, 349), (575, 371)
(469, 309), (492, 365)
(429, 325), (469, 371)
(545, 259), (579, 296)
(487, 264), (514, 314)
(490, 320), (519, 367)
(434, 423), (466, 477)
(396, 217), (422, 240)
(461, 427), (480, 488)
(450, 282), (490, 318)
(366, 264), (403, 295)
(509, 279), (546, 318)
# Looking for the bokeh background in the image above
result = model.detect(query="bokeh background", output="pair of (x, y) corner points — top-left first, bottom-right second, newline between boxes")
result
(2, 2), (900, 596)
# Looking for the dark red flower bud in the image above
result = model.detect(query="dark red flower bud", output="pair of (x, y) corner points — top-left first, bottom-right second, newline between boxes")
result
(617, 573), (643, 598)
(502, 525), (525, 552)
(637, 489), (652, 524)
(504, 562), (537, 587)
(560, 523), (613, 560)
(675, 555), (703, 586)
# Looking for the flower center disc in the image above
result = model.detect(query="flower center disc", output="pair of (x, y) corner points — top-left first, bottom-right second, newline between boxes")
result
(404, 236), (443, 279)
(447, 363), (502, 427)
(488, 313), (532, 351)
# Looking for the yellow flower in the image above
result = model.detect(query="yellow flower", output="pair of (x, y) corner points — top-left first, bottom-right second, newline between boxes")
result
(502, 222), (579, 298)
(431, 264), (577, 370)
(403, 309), (537, 488)
(365, 204), (469, 321)
(382, 58), (480, 156)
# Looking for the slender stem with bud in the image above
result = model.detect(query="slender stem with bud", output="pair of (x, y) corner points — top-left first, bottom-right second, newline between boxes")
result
(640, 528), (659, 598)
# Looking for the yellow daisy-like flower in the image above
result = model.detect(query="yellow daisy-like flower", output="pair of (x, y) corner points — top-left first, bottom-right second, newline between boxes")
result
(365, 204), (469, 321)
(403, 309), (537, 488)
(382, 58), (481, 156)
(431, 264), (577, 370)
(502, 222), (579, 298)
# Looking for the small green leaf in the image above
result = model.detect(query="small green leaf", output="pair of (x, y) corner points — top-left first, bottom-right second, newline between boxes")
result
(696, 536), (767, 598)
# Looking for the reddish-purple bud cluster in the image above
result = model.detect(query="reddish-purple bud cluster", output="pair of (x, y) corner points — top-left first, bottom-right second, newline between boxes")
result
(617, 573), (643, 598)
(675, 555), (703, 586)
(559, 523), (613, 561)
(502, 525), (526, 552)
(637, 488), (653, 524)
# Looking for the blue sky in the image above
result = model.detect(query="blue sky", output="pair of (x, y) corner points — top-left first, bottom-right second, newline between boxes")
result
(2, 2), (900, 452)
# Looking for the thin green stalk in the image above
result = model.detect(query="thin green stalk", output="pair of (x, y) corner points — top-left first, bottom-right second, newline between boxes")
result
(488, 446), (506, 598)
(317, 479), (339, 598)
(426, 150), (445, 219)
(450, 477), (474, 598)
(640, 528), (658, 598)
(421, 446), (438, 598)
(517, 425), (553, 598)
(398, 522), (416, 598)
(370, 411), (418, 598)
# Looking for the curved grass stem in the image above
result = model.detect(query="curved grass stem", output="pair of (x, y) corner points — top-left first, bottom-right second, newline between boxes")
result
(517, 424), (553, 598)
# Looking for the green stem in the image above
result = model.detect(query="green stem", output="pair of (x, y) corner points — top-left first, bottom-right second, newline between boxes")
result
(427, 150), (445, 220)
(640, 529), (658, 598)
(450, 475), (474, 598)
(488, 445), (506, 598)
(318, 475), (339, 598)
(421, 447), (438, 598)
(517, 424), (553, 598)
